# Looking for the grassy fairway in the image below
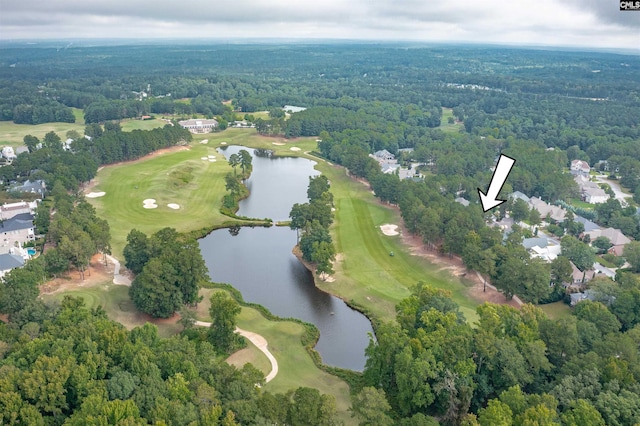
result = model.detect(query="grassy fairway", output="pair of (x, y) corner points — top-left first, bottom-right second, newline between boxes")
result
(120, 118), (167, 132)
(196, 288), (354, 425)
(440, 107), (464, 133)
(0, 120), (87, 147)
(312, 161), (480, 323)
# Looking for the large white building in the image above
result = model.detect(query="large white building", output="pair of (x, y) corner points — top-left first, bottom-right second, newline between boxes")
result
(178, 119), (218, 134)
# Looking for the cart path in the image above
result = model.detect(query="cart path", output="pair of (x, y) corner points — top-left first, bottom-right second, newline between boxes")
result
(194, 321), (278, 382)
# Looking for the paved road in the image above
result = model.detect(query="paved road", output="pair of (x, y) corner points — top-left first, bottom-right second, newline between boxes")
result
(594, 175), (632, 206)
(195, 321), (278, 383)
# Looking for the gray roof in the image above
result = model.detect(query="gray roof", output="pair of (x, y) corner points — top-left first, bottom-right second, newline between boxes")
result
(10, 179), (46, 196)
(0, 253), (24, 271)
(0, 213), (34, 233)
(523, 237), (549, 250)
(455, 197), (470, 207)
(510, 191), (530, 203)
(574, 215), (600, 232)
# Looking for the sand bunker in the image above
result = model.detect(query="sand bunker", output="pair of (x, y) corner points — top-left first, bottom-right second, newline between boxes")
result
(290, 147), (301, 151)
(167, 203), (180, 210)
(208, 155), (216, 158)
(209, 159), (216, 162)
(200, 139), (209, 144)
(220, 142), (227, 145)
(380, 224), (399, 236)
(86, 191), (106, 198)
(272, 142), (285, 146)
(201, 157), (208, 160)
(143, 199), (158, 209)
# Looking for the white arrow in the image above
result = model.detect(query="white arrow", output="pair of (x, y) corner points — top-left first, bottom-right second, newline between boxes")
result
(478, 154), (516, 212)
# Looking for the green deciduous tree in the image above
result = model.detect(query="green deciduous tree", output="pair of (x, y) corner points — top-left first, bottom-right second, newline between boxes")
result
(207, 292), (241, 353)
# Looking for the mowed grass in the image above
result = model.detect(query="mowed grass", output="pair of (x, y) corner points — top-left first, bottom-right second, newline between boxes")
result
(196, 288), (354, 425)
(440, 107), (464, 133)
(120, 118), (166, 132)
(41, 284), (182, 337)
(0, 120), (86, 147)
(88, 146), (230, 258)
(539, 301), (572, 320)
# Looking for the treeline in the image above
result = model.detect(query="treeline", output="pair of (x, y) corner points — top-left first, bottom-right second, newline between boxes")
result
(74, 122), (192, 165)
(124, 228), (208, 319)
(360, 282), (640, 425)
(0, 297), (341, 425)
(289, 176), (336, 278)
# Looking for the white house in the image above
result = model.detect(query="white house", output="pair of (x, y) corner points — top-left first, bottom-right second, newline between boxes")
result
(2, 147), (16, 161)
(570, 159), (591, 176)
(583, 187), (609, 204)
(178, 119), (218, 134)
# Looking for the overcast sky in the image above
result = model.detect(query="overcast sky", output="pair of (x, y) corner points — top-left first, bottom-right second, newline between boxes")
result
(1, 0), (638, 50)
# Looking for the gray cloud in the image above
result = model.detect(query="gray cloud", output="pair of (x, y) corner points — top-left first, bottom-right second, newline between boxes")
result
(0, 0), (637, 49)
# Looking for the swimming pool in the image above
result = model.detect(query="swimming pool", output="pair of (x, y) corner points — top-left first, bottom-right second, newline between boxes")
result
(27, 248), (36, 256)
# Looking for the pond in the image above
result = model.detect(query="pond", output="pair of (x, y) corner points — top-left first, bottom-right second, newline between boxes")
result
(198, 146), (374, 371)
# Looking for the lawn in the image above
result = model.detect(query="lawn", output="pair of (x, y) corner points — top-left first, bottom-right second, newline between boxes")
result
(120, 118), (167, 132)
(41, 284), (182, 337)
(539, 301), (572, 320)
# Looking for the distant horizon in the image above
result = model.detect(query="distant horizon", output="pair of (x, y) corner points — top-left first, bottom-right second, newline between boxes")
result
(2, 0), (638, 53)
(1, 37), (638, 56)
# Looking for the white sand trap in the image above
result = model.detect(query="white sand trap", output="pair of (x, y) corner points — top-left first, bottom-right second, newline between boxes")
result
(167, 203), (180, 210)
(272, 142), (285, 146)
(209, 159), (216, 162)
(86, 191), (106, 198)
(290, 147), (301, 151)
(208, 155), (216, 158)
(201, 157), (208, 160)
(200, 139), (209, 144)
(220, 142), (227, 145)
(143, 199), (158, 209)
(380, 224), (399, 236)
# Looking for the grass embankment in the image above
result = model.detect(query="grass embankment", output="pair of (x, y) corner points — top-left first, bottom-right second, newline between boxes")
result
(41, 283), (182, 337)
(195, 287), (354, 425)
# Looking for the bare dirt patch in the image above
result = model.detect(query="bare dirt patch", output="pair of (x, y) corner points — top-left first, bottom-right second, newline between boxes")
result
(399, 224), (520, 308)
(40, 254), (118, 295)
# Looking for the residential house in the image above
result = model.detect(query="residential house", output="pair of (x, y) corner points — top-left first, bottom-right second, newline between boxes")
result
(523, 236), (561, 262)
(593, 262), (617, 280)
(584, 227), (631, 256)
(1, 147), (16, 161)
(569, 289), (598, 306)
(570, 159), (591, 176)
(282, 105), (307, 113)
(574, 215), (600, 232)
(0, 201), (38, 221)
(530, 197), (567, 223)
(0, 253), (24, 279)
(9, 180), (46, 198)
(570, 262), (596, 287)
(510, 191), (531, 204)
(574, 175), (609, 204)
(0, 213), (35, 254)
(455, 197), (470, 207)
(372, 150), (396, 162)
(178, 119), (218, 134)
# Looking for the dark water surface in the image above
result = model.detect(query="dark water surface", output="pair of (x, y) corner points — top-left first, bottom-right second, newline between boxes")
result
(199, 146), (373, 371)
